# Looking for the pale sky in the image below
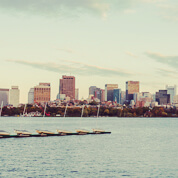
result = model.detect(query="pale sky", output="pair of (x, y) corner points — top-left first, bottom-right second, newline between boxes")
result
(0, 0), (178, 103)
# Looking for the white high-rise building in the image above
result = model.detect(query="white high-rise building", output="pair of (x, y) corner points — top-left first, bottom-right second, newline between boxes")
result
(0, 89), (9, 106)
(173, 95), (178, 103)
(133, 92), (141, 103)
(28, 88), (34, 104)
(121, 91), (126, 104)
(75, 88), (79, 100)
(166, 85), (177, 104)
(9, 86), (20, 107)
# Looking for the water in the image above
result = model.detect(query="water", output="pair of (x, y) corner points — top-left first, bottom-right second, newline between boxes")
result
(0, 117), (178, 177)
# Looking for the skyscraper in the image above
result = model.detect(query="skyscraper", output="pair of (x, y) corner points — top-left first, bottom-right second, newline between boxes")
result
(113, 89), (121, 104)
(59, 75), (75, 100)
(89, 86), (97, 96)
(105, 84), (118, 101)
(0, 89), (9, 106)
(75, 88), (79, 100)
(34, 83), (51, 103)
(156, 90), (170, 105)
(166, 85), (177, 104)
(9, 86), (20, 107)
(121, 91), (126, 104)
(100, 89), (105, 102)
(28, 88), (34, 104)
(126, 81), (139, 102)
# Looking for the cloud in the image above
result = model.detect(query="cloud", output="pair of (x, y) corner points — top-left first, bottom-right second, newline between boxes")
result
(145, 51), (178, 69)
(0, 0), (163, 18)
(156, 1), (178, 21)
(125, 51), (138, 58)
(156, 68), (178, 79)
(0, 0), (111, 17)
(123, 9), (136, 14)
(6, 59), (132, 77)
(142, 81), (165, 88)
(55, 48), (76, 54)
(141, 0), (165, 3)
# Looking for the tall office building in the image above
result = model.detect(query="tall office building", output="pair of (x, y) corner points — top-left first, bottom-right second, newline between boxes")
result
(100, 89), (105, 102)
(94, 88), (101, 100)
(75, 88), (79, 100)
(105, 84), (118, 101)
(133, 92), (141, 103)
(166, 85), (177, 104)
(126, 81), (139, 102)
(89, 86), (97, 96)
(113, 89), (121, 104)
(9, 86), (20, 107)
(156, 90), (170, 105)
(59, 75), (75, 100)
(34, 83), (51, 103)
(28, 88), (34, 104)
(0, 89), (9, 106)
(121, 91), (126, 104)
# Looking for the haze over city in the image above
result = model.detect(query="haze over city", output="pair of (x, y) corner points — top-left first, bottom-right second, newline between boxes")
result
(0, 0), (178, 103)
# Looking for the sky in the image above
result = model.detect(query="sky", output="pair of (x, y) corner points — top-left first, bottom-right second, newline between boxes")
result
(0, 0), (178, 103)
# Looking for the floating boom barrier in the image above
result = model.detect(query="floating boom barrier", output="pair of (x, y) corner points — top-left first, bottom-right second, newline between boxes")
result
(0, 131), (111, 139)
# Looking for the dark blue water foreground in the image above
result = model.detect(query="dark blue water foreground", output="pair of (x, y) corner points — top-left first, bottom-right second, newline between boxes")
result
(0, 117), (178, 177)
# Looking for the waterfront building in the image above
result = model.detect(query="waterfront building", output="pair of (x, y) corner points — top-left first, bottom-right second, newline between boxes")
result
(59, 75), (75, 100)
(34, 83), (51, 103)
(100, 89), (105, 102)
(126, 81), (139, 102)
(136, 100), (145, 108)
(134, 92), (152, 107)
(166, 85), (177, 104)
(133, 92), (141, 103)
(59, 94), (66, 100)
(113, 89), (121, 104)
(105, 84), (118, 101)
(94, 88), (101, 100)
(28, 88), (34, 104)
(89, 87), (105, 102)
(121, 91), (126, 104)
(89, 86), (97, 96)
(75, 88), (79, 100)
(151, 101), (158, 107)
(142, 92), (152, 98)
(156, 90), (170, 105)
(173, 95), (178, 103)
(152, 94), (156, 102)
(0, 88), (9, 106)
(9, 86), (20, 107)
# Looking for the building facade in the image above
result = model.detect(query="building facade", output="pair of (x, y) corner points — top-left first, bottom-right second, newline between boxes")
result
(75, 88), (79, 100)
(156, 90), (170, 105)
(59, 76), (75, 100)
(113, 89), (121, 104)
(100, 89), (105, 102)
(121, 91), (126, 104)
(166, 85), (177, 104)
(126, 81), (139, 102)
(34, 83), (51, 103)
(173, 95), (178, 103)
(28, 88), (34, 104)
(9, 86), (20, 107)
(89, 86), (97, 96)
(0, 89), (9, 106)
(105, 84), (118, 101)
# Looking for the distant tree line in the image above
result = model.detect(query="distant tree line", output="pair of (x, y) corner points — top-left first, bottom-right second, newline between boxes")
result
(1, 105), (178, 117)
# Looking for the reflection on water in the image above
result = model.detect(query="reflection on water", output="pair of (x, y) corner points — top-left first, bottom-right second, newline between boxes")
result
(0, 117), (178, 177)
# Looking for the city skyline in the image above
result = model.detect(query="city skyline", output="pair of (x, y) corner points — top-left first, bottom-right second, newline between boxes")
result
(0, 0), (178, 103)
(0, 79), (177, 106)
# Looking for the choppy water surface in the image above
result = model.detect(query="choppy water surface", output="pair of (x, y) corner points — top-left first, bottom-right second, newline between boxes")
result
(0, 117), (178, 177)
